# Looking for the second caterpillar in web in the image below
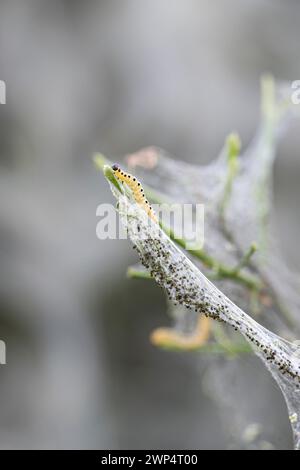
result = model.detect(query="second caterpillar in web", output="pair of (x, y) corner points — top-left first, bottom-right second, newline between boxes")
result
(112, 164), (158, 223)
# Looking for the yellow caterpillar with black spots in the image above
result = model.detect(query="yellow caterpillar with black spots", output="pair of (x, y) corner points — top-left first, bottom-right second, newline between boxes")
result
(112, 164), (157, 223)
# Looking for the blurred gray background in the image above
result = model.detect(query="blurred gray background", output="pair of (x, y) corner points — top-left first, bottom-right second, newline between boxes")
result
(0, 0), (299, 449)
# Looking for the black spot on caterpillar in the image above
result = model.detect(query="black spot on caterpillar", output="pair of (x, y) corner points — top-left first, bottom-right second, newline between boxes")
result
(112, 164), (157, 222)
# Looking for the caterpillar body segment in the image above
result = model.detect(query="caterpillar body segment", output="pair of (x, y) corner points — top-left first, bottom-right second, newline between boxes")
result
(112, 164), (157, 223)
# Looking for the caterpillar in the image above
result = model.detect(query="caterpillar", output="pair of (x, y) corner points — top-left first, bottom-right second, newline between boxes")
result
(150, 316), (211, 351)
(112, 164), (157, 223)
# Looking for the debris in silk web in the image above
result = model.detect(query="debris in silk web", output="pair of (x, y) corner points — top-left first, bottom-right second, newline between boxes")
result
(117, 195), (300, 448)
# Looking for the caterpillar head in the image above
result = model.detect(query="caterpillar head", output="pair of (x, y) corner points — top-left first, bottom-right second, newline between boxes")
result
(112, 164), (120, 171)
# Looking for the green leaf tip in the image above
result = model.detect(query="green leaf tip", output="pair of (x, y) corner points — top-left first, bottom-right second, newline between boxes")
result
(126, 265), (152, 280)
(93, 153), (122, 192)
(226, 132), (241, 161)
(103, 164), (122, 193)
(250, 241), (258, 253)
(261, 74), (276, 120)
(93, 153), (108, 171)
